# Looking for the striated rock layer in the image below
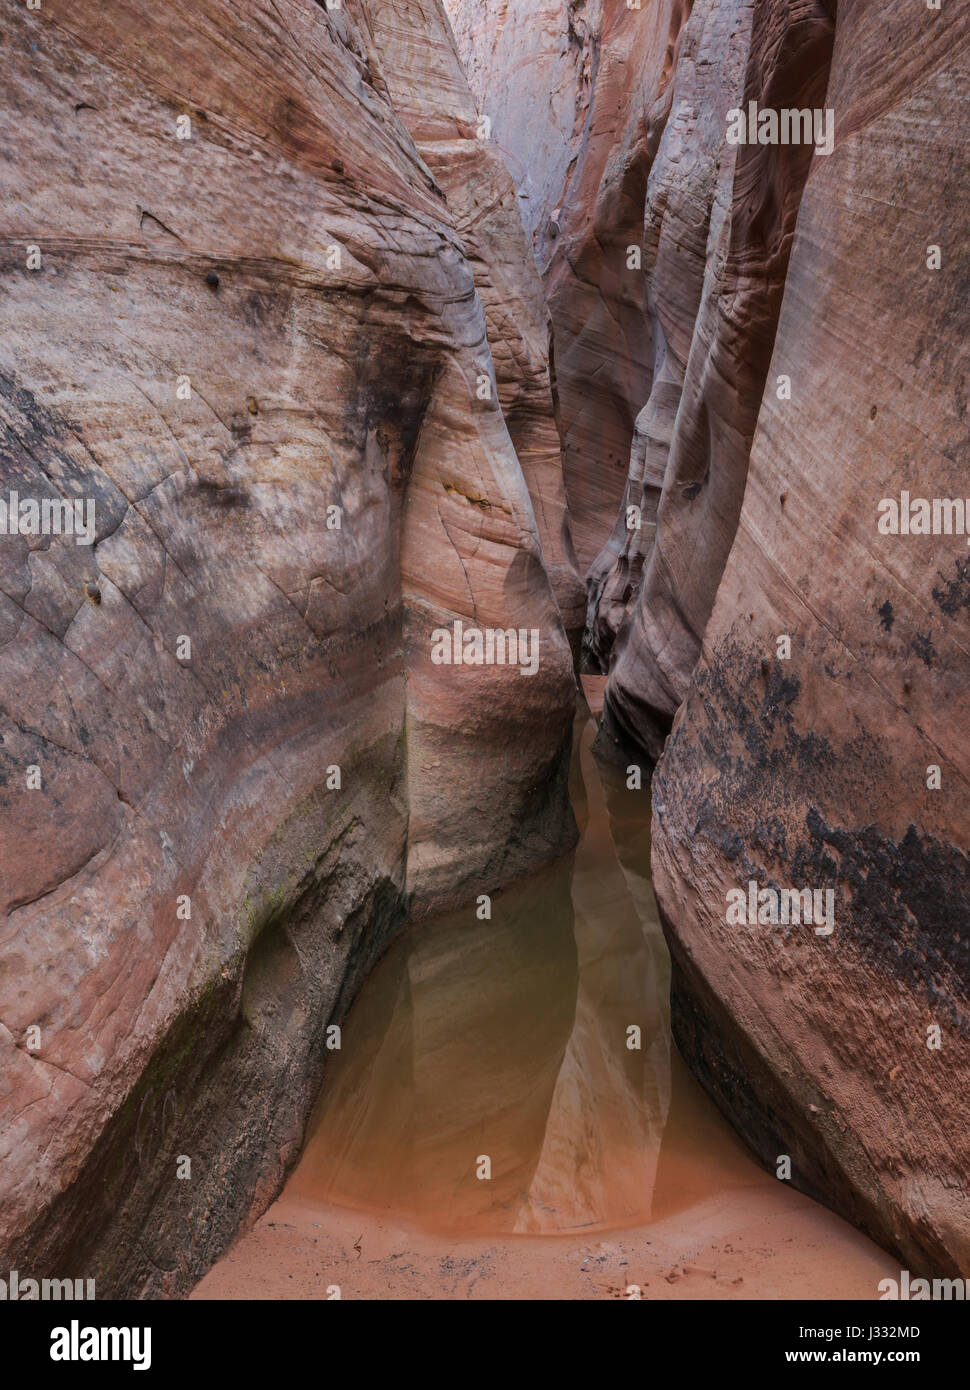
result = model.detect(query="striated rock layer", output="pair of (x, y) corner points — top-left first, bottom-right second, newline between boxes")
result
(588, 0), (836, 751)
(0, 0), (580, 1296)
(450, 0), (835, 709)
(451, 0), (970, 1273)
(448, 0), (661, 571)
(444, 0), (602, 253)
(651, 0), (970, 1276)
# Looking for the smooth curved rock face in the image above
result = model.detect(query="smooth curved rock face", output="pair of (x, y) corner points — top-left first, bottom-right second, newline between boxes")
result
(448, 0), (835, 692)
(449, 0), (666, 571)
(342, 0), (585, 906)
(587, 0), (836, 752)
(450, 0), (970, 1276)
(0, 0), (578, 1295)
(652, 0), (970, 1276)
(351, 0), (585, 659)
(443, 0), (602, 253)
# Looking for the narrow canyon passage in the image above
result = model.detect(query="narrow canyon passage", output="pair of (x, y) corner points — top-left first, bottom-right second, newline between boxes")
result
(195, 694), (895, 1298)
(281, 699), (667, 1236)
(3, 0), (966, 1322)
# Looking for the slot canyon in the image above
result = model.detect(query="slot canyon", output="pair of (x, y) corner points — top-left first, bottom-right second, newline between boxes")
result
(0, 0), (967, 1315)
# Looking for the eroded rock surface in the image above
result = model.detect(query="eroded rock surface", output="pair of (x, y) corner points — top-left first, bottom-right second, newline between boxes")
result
(451, 0), (970, 1274)
(589, 0), (836, 759)
(0, 0), (579, 1295)
(444, 0), (601, 252)
(651, 0), (970, 1276)
(449, 0), (664, 570)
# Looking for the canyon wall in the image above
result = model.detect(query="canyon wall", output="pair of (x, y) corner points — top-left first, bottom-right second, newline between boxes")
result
(651, 0), (970, 1277)
(588, 0), (836, 751)
(451, 0), (970, 1273)
(447, 0), (659, 571)
(444, 0), (601, 251)
(0, 0), (579, 1296)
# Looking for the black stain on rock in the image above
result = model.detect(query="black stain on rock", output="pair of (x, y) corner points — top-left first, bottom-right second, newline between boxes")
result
(932, 558), (970, 617)
(193, 478), (251, 509)
(795, 810), (970, 1034)
(912, 631), (935, 666)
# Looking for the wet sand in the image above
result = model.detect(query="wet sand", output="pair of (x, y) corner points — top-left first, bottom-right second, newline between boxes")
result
(194, 688), (896, 1299)
(192, 1153), (895, 1300)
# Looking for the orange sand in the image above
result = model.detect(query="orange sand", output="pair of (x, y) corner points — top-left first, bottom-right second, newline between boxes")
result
(194, 1049), (896, 1301)
(194, 694), (897, 1300)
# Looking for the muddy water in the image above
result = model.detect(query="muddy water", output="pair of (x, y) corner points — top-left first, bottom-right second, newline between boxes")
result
(287, 702), (763, 1236)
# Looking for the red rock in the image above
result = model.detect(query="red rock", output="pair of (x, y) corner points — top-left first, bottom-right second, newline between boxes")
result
(0, 0), (579, 1294)
(651, 0), (970, 1276)
(450, 0), (663, 572)
(453, 0), (970, 1276)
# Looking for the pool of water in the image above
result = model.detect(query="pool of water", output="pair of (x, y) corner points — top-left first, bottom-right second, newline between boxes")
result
(194, 696), (898, 1298)
(286, 701), (696, 1234)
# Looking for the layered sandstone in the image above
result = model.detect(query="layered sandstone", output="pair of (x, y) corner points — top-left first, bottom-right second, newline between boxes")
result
(451, 0), (970, 1274)
(589, 0), (836, 755)
(0, 0), (578, 1296)
(448, 0), (661, 570)
(651, 0), (970, 1275)
(444, 0), (601, 252)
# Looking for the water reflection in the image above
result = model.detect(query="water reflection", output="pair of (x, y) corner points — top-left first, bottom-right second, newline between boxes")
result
(288, 707), (671, 1234)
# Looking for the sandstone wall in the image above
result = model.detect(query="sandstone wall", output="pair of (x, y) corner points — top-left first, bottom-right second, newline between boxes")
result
(444, 0), (602, 253)
(448, 0), (665, 571)
(652, 0), (970, 1275)
(0, 0), (578, 1295)
(451, 0), (970, 1273)
(589, 0), (835, 757)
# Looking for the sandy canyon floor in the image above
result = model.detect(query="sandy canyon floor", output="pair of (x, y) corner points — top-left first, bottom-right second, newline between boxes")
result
(195, 684), (896, 1301)
(193, 1059), (895, 1301)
